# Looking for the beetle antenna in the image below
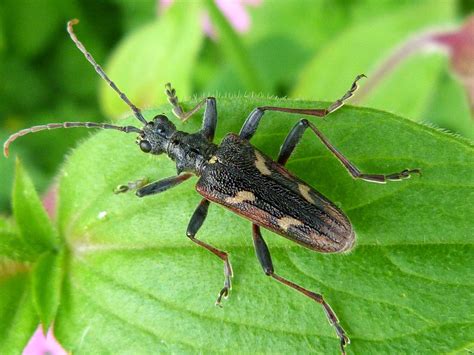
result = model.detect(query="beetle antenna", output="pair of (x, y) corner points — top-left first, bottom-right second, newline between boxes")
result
(67, 19), (148, 125)
(3, 122), (142, 158)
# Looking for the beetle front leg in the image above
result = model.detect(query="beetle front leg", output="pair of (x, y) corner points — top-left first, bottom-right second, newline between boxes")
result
(252, 225), (349, 355)
(165, 83), (217, 141)
(131, 173), (192, 197)
(114, 177), (150, 194)
(187, 198), (233, 306)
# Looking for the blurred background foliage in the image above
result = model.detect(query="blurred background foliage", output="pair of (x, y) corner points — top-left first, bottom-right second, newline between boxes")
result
(0, 0), (473, 213)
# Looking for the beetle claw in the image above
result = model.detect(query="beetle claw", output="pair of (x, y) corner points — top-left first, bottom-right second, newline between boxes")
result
(215, 287), (230, 307)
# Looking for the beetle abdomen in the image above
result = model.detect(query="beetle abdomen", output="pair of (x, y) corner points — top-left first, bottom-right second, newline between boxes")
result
(196, 133), (355, 253)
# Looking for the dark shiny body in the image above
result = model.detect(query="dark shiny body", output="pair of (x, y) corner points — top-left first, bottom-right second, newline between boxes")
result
(197, 133), (354, 253)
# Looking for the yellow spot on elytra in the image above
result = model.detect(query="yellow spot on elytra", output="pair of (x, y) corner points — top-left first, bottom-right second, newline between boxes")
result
(278, 216), (303, 231)
(255, 151), (271, 175)
(208, 155), (218, 164)
(225, 190), (256, 204)
(298, 184), (315, 204)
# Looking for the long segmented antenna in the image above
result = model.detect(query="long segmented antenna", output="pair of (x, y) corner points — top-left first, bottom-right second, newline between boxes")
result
(67, 19), (147, 125)
(3, 122), (142, 158)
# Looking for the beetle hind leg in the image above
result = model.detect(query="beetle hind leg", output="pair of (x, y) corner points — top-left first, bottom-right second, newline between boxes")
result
(252, 225), (349, 354)
(278, 118), (421, 183)
(187, 198), (233, 306)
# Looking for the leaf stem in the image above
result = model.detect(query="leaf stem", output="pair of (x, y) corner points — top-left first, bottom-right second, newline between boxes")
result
(204, 0), (263, 92)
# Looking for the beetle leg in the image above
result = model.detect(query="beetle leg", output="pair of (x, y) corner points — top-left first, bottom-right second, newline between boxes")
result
(240, 74), (420, 182)
(252, 225), (349, 355)
(239, 74), (365, 140)
(282, 119), (421, 183)
(134, 173), (192, 197)
(165, 83), (217, 141)
(187, 198), (233, 306)
(114, 177), (150, 194)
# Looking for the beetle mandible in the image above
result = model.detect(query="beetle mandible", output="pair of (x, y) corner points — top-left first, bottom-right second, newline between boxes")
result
(3, 19), (421, 355)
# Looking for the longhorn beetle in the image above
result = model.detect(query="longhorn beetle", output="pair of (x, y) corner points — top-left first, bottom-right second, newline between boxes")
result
(4, 19), (421, 355)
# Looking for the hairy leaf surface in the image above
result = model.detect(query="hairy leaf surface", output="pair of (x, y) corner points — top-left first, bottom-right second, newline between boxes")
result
(22, 97), (474, 353)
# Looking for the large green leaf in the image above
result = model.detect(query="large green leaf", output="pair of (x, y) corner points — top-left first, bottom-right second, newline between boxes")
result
(45, 97), (473, 353)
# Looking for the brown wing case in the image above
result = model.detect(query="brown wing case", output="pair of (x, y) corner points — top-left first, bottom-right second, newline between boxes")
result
(196, 133), (355, 253)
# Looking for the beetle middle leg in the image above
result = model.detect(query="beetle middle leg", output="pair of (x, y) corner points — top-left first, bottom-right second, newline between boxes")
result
(252, 224), (349, 354)
(187, 198), (233, 306)
(121, 173), (193, 197)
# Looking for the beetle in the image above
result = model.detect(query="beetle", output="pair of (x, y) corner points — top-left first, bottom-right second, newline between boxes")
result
(3, 19), (421, 354)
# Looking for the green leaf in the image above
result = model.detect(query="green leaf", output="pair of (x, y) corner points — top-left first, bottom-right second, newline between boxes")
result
(0, 257), (38, 352)
(204, 0), (262, 92)
(0, 219), (37, 261)
(49, 97), (473, 353)
(292, 0), (457, 120)
(0, 14), (4, 53)
(31, 250), (65, 331)
(13, 159), (59, 253)
(99, 1), (204, 119)
(421, 69), (474, 140)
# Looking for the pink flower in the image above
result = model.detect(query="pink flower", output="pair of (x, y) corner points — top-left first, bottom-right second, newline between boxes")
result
(23, 326), (67, 355)
(355, 15), (474, 114)
(159, 0), (262, 38)
(431, 16), (474, 112)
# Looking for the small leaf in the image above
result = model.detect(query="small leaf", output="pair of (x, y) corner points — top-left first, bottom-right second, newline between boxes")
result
(0, 228), (38, 262)
(422, 69), (474, 140)
(0, 217), (41, 262)
(13, 159), (59, 253)
(100, 1), (203, 118)
(50, 97), (473, 353)
(0, 257), (38, 352)
(31, 250), (65, 331)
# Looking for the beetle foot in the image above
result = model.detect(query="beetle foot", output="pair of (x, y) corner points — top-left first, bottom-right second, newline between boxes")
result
(337, 325), (350, 355)
(215, 286), (230, 307)
(114, 177), (149, 194)
(386, 168), (421, 181)
(165, 83), (178, 105)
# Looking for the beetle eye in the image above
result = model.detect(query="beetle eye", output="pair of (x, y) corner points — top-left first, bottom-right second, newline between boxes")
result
(139, 140), (152, 153)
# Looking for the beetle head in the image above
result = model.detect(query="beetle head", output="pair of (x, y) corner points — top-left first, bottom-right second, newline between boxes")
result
(137, 114), (176, 155)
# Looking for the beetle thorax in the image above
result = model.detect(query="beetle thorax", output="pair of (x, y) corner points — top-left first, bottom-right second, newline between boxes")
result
(166, 131), (218, 175)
